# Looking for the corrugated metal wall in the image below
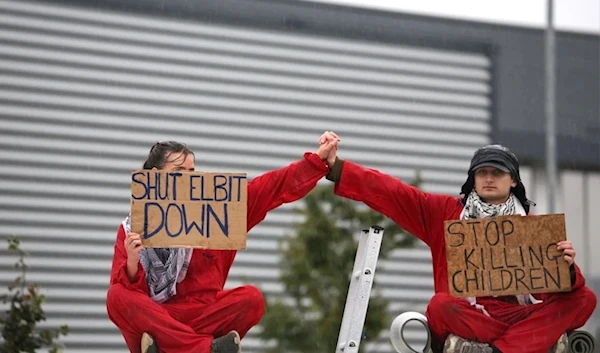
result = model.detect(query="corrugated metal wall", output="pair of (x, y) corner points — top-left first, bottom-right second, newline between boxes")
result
(0, 1), (491, 352)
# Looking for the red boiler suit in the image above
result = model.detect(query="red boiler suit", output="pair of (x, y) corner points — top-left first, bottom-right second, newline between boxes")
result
(106, 152), (330, 353)
(330, 160), (597, 353)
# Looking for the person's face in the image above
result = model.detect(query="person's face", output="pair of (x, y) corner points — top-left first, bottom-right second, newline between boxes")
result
(155, 151), (195, 172)
(473, 166), (517, 204)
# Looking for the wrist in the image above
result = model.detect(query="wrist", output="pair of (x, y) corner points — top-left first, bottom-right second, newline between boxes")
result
(325, 157), (343, 182)
(327, 158), (335, 168)
(126, 259), (139, 281)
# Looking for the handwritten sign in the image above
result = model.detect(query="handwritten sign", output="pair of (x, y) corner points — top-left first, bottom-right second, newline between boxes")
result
(130, 170), (248, 249)
(444, 214), (571, 297)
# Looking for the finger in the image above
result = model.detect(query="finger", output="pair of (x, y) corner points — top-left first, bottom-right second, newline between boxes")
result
(125, 237), (136, 247)
(127, 233), (142, 245)
(125, 237), (141, 249)
(563, 250), (575, 259)
(564, 255), (573, 264)
(319, 131), (331, 144)
(329, 131), (340, 141)
(319, 144), (331, 154)
(556, 243), (572, 250)
(129, 241), (143, 252)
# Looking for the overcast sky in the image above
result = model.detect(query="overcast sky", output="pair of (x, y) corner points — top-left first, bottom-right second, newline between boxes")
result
(298, 0), (600, 34)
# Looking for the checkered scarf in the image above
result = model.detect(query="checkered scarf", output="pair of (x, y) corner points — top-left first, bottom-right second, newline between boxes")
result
(462, 190), (516, 220)
(122, 214), (193, 303)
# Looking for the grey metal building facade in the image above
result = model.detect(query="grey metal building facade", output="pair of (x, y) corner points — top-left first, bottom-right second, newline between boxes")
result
(0, 0), (597, 352)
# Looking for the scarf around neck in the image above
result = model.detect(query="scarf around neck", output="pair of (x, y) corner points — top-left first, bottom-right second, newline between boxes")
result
(459, 191), (542, 314)
(122, 214), (193, 303)
(462, 190), (516, 219)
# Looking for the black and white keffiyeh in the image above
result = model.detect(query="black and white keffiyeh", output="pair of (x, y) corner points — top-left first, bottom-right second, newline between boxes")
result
(122, 214), (193, 303)
(462, 190), (516, 220)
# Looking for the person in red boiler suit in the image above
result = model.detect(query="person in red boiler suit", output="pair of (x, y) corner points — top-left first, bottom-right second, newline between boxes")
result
(323, 136), (597, 353)
(107, 133), (339, 353)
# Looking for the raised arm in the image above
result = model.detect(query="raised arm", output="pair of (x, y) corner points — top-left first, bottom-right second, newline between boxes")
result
(246, 136), (337, 231)
(326, 157), (457, 246)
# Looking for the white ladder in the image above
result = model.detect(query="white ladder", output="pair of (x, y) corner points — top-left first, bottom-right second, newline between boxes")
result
(336, 226), (385, 353)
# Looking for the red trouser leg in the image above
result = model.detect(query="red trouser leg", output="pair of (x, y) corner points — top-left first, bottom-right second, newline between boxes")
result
(425, 287), (597, 353)
(491, 287), (597, 353)
(168, 285), (266, 345)
(107, 283), (210, 353)
(426, 292), (509, 352)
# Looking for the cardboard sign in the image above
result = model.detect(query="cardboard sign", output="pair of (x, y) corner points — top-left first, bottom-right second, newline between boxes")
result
(130, 170), (248, 249)
(444, 214), (571, 298)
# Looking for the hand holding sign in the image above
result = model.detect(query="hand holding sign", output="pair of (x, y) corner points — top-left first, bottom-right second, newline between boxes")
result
(124, 232), (144, 263)
(124, 232), (144, 281)
(557, 240), (576, 265)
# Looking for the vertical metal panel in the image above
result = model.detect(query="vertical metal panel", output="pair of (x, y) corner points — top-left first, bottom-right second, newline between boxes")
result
(0, 0), (491, 351)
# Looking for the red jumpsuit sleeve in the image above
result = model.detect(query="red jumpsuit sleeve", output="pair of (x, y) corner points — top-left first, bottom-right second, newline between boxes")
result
(332, 160), (456, 246)
(246, 152), (329, 231)
(109, 223), (149, 294)
(569, 263), (585, 290)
